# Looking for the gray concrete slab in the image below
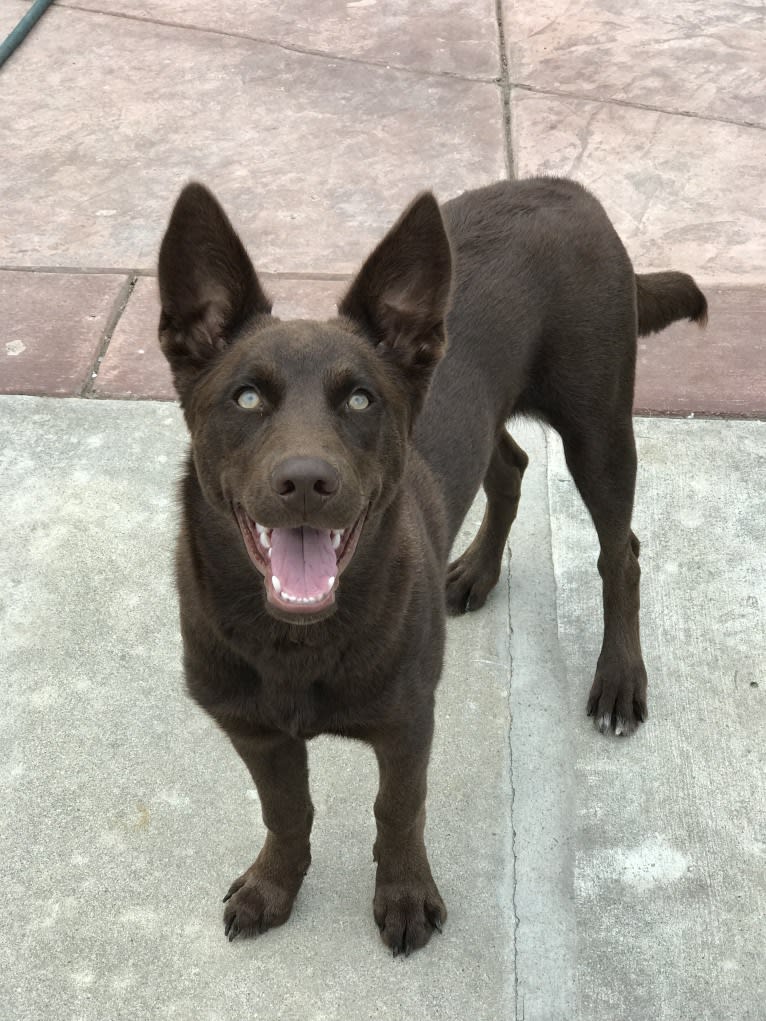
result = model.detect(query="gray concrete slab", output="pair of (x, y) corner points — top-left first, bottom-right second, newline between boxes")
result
(545, 417), (766, 1021)
(0, 395), (514, 1020)
(506, 421), (577, 1020)
(2, 398), (764, 1020)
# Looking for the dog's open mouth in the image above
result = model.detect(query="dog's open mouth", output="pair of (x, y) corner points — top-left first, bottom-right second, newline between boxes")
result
(235, 506), (367, 616)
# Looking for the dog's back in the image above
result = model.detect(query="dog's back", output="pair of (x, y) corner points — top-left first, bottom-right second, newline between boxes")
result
(417, 178), (706, 541)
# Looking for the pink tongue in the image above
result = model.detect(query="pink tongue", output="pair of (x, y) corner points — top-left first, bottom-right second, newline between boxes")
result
(270, 526), (337, 599)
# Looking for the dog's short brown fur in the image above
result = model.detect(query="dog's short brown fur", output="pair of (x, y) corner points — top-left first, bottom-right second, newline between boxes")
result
(158, 178), (707, 955)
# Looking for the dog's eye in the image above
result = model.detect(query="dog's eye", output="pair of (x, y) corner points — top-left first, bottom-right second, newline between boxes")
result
(347, 390), (372, 411)
(236, 387), (262, 411)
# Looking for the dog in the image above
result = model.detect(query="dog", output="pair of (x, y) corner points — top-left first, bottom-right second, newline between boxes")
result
(157, 177), (707, 955)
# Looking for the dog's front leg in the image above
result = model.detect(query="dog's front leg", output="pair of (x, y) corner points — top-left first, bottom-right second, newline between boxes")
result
(221, 730), (313, 941)
(370, 716), (446, 956)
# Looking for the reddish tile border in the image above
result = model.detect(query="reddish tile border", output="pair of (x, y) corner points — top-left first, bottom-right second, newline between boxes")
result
(4, 274), (764, 420)
(635, 285), (766, 419)
(93, 277), (173, 401)
(94, 275), (348, 400)
(1, 271), (129, 398)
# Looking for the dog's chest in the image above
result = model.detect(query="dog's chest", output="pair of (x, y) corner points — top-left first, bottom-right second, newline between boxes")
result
(257, 673), (335, 738)
(238, 639), (369, 739)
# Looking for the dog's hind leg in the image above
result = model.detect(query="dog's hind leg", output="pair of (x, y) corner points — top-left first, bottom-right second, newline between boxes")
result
(446, 429), (528, 614)
(556, 415), (648, 736)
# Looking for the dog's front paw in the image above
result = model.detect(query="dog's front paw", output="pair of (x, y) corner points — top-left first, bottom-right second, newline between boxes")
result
(587, 656), (648, 736)
(446, 547), (501, 614)
(373, 875), (446, 956)
(222, 856), (306, 942)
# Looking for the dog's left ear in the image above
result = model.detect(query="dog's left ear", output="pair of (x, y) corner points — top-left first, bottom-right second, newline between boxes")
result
(339, 192), (453, 409)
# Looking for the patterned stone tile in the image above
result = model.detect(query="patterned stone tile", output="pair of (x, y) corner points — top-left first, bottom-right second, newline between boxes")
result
(0, 271), (126, 396)
(56, 0), (500, 78)
(1, 4), (28, 38)
(504, 0), (766, 127)
(95, 275), (348, 399)
(0, 7), (504, 273)
(512, 91), (766, 282)
(635, 285), (766, 418)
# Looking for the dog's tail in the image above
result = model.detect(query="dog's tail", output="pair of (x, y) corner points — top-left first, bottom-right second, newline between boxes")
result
(635, 272), (708, 337)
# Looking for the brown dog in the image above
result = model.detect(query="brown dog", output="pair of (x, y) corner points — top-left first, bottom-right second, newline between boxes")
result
(157, 178), (707, 955)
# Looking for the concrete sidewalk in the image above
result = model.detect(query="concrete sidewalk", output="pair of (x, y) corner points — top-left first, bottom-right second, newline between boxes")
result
(1, 397), (763, 1020)
(1, 1), (765, 1019)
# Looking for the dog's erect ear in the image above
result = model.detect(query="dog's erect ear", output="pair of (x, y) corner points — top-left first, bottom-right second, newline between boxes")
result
(158, 182), (271, 397)
(339, 192), (453, 409)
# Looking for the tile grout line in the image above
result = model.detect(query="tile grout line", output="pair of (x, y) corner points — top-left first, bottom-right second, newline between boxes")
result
(512, 82), (766, 133)
(494, 0), (515, 179)
(80, 274), (137, 399)
(56, 3), (496, 85)
(0, 265), (158, 277)
(0, 266), (353, 281)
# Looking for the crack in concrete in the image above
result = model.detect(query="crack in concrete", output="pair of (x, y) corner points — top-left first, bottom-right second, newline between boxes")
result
(505, 545), (522, 1020)
(494, 0), (515, 179)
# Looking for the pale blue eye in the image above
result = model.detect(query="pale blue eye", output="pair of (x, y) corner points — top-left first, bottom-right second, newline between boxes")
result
(237, 388), (261, 410)
(348, 391), (371, 411)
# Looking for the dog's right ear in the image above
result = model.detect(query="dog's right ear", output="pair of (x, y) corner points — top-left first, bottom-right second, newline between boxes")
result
(157, 182), (271, 398)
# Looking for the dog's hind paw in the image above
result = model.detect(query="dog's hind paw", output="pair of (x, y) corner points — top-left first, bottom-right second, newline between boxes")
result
(587, 657), (648, 737)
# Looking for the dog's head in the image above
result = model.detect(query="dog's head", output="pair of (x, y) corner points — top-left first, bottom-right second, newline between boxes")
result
(158, 183), (452, 623)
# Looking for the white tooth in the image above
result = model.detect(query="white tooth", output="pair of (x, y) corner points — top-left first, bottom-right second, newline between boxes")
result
(331, 530), (341, 550)
(256, 522), (267, 536)
(272, 576), (281, 594)
(267, 548), (272, 559)
(327, 576), (336, 590)
(261, 531), (271, 549)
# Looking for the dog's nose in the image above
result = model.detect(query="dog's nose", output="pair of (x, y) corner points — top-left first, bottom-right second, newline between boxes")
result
(271, 456), (340, 512)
